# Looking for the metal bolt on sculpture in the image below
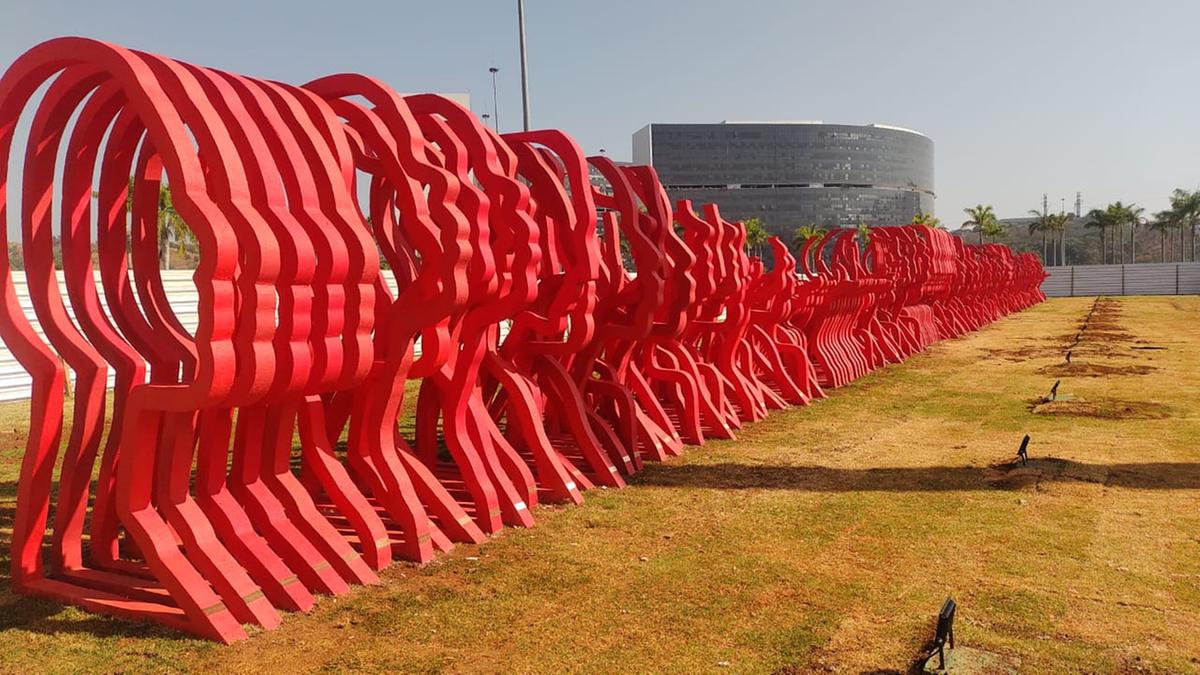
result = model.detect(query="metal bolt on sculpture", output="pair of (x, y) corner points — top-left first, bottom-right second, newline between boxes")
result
(0, 38), (1048, 642)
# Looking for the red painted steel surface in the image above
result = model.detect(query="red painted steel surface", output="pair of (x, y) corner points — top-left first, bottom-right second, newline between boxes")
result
(0, 38), (1046, 641)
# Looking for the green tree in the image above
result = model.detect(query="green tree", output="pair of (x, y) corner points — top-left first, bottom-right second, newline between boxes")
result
(911, 211), (941, 228)
(1105, 203), (1123, 263)
(792, 224), (824, 248)
(980, 219), (1006, 243)
(1027, 209), (1052, 264)
(7, 242), (23, 271)
(103, 178), (194, 269)
(1047, 212), (1072, 265)
(742, 217), (769, 258)
(1104, 201), (1141, 264)
(147, 182), (189, 269)
(1149, 209), (1178, 262)
(1083, 208), (1112, 264)
(961, 204), (998, 244)
(1126, 203), (1145, 263)
(1165, 188), (1200, 262)
(1029, 210), (1071, 266)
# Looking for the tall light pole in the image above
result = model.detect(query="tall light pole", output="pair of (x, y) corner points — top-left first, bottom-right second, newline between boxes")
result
(482, 113), (492, 131)
(518, 0), (531, 131)
(488, 66), (500, 132)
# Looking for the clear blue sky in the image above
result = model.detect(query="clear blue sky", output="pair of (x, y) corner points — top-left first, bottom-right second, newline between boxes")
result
(3, 0), (1198, 232)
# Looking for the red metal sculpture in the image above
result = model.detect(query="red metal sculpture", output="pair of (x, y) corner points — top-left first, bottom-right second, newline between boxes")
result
(0, 38), (1045, 642)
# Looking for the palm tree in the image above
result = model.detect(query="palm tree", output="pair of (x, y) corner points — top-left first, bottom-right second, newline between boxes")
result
(1149, 210), (1177, 262)
(962, 204), (997, 244)
(1105, 201), (1138, 264)
(7, 242), (23, 271)
(1027, 209), (1052, 265)
(1083, 208), (1111, 264)
(792, 224), (824, 249)
(1126, 203), (1144, 263)
(1167, 188), (1200, 262)
(124, 178), (190, 269)
(1045, 212), (1072, 265)
(93, 179), (193, 269)
(980, 219), (1006, 243)
(1102, 201), (1143, 264)
(742, 217), (769, 258)
(156, 185), (189, 269)
(912, 211), (941, 228)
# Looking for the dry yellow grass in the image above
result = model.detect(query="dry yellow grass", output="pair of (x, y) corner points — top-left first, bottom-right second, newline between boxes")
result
(1, 296), (1198, 673)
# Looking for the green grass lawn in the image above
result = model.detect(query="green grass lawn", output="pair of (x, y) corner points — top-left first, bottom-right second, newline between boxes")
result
(1, 296), (1198, 673)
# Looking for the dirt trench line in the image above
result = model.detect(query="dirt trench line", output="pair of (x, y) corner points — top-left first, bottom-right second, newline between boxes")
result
(1032, 298), (1166, 419)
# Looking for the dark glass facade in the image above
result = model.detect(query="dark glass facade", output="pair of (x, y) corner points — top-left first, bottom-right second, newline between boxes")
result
(632, 122), (934, 239)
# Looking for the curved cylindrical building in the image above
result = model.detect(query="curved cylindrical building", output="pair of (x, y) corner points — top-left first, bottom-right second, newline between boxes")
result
(632, 121), (934, 237)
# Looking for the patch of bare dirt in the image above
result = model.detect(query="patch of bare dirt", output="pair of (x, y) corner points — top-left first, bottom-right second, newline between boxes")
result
(1082, 330), (1136, 343)
(1073, 345), (1134, 359)
(1036, 362), (1157, 377)
(978, 346), (1062, 362)
(1029, 398), (1171, 420)
(1052, 328), (1134, 348)
(1077, 300), (1126, 334)
(984, 456), (1200, 493)
(0, 432), (26, 469)
(1049, 333), (1083, 348)
(1131, 340), (1168, 351)
(984, 458), (1108, 490)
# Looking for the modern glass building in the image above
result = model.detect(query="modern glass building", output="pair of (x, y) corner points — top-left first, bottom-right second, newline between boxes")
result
(632, 121), (934, 241)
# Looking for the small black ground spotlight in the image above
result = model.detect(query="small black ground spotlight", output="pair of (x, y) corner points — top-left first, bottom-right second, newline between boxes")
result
(1048, 380), (1060, 401)
(922, 597), (956, 670)
(1017, 434), (1030, 466)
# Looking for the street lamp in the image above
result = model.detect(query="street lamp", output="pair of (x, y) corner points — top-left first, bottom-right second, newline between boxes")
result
(488, 66), (500, 132)
(481, 113), (492, 131)
(518, 0), (531, 131)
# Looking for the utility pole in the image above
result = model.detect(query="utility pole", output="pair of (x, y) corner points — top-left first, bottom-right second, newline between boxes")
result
(1131, 206), (1137, 264)
(518, 0), (531, 131)
(488, 66), (500, 132)
(1060, 197), (1068, 267)
(1043, 193), (1052, 266)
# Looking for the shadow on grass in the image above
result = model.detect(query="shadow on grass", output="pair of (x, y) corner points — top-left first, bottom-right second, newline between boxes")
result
(1, 478), (14, 554)
(632, 460), (1200, 491)
(0, 592), (178, 640)
(1, 457), (1196, 642)
(0, 480), (188, 642)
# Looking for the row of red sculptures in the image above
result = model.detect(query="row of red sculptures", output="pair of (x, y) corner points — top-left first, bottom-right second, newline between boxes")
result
(0, 39), (1047, 642)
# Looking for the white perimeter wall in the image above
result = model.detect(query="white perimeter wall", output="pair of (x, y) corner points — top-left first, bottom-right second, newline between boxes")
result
(1041, 262), (1200, 297)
